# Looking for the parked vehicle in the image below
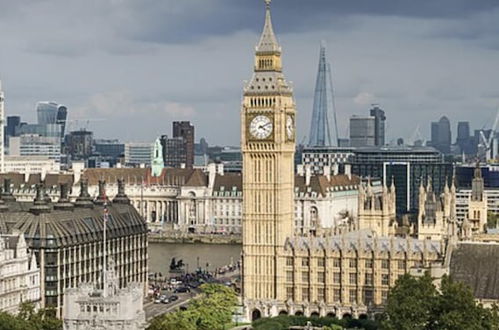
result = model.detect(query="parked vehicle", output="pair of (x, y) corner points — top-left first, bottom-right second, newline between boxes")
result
(170, 278), (183, 286)
(174, 287), (191, 293)
(169, 295), (179, 302)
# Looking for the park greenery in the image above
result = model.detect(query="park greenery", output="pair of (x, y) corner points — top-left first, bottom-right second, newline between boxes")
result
(382, 273), (499, 330)
(147, 283), (238, 330)
(252, 315), (377, 330)
(253, 273), (499, 330)
(0, 302), (62, 330)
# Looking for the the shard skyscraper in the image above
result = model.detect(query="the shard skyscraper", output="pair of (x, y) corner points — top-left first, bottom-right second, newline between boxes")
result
(308, 44), (339, 147)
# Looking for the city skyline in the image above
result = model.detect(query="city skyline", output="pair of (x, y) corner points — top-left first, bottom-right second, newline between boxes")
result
(1, 1), (499, 145)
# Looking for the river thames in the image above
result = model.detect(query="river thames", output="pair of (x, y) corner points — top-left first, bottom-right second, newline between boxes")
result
(148, 242), (242, 274)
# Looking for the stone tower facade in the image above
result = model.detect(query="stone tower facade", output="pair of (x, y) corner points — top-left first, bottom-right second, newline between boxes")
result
(417, 178), (456, 241)
(242, 0), (296, 306)
(357, 180), (396, 236)
(468, 163), (487, 233)
(0, 80), (4, 173)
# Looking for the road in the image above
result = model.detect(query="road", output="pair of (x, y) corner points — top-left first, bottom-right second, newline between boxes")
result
(144, 270), (241, 322)
(145, 290), (199, 321)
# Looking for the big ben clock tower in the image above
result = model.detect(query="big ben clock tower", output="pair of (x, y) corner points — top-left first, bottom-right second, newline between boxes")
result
(242, 0), (296, 310)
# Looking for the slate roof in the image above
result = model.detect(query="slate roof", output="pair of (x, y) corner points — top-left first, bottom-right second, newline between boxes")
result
(212, 173), (359, 196)
(0, 201), (147, 249)
(285, 230), (443, 255)
(82, 168), (207, 187)
(449, 242), (499, 300)
(295, 174), (360, 197)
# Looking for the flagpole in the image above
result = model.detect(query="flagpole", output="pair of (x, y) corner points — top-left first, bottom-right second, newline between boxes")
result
(103, 202), (108, 297)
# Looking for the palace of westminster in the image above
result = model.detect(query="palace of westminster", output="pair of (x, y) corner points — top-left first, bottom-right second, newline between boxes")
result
(0, 0), (496, 324)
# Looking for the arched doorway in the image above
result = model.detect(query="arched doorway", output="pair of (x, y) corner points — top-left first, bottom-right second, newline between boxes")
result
(359, 314), (368, 320)
(279, 310), (288, 316)
(295, 311), (304, 316)
(326, 312), (336, 318)
(342, 313), (352, 319)
(311, 312), (320, 317)
(252, 309), (262, 321)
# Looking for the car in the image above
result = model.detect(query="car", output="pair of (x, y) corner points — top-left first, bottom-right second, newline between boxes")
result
(154, 298), (162, 304)
(174, 287), (191, 293)
(170, 279), (183, 286)
(168, 295), (179, 302)
(188, 281), (200, 289)
(161, 297), (170, 304)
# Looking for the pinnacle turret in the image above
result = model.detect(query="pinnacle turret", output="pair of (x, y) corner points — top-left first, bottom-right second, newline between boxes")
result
(256, 0), (281, 54)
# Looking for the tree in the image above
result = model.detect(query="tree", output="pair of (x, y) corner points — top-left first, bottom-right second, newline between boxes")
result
(429, 275), (490, 330)
(148, 284), (238, 330)
(382, 273), (437, 330)
(382, 274), (499, 330)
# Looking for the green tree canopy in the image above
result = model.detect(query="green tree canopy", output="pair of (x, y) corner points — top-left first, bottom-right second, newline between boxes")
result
(382, 273), (499, 330)
(148, 284), (238, 330)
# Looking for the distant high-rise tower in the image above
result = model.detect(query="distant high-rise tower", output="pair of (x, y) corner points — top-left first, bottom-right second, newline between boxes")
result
(370, 105), (386, 146)
(431, 116), (451, 154)
(0, 81), (4, 172)
(308, 44), (338, 147)
(349, 115), (375, 147)
(457, 121), (473, 155)
(173, 121), (194, 168)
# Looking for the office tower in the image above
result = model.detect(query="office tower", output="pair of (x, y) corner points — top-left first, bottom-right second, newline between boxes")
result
(370, 105), (386, 146)
(242, 0), (296, 307)
(36, 101), (67, 140)
(456, 121), (473, 155)
(430, 116), (452, 154)
(66, 130), (93, 160)
(124, 142), (153, 166)
(173, 121), (194, 168)
(9, 135), (62, 166)
(160, 135), (186, 168)
(56, 106), (68, 138)
(94, 139), (125, 159)
(350, 145), (453, 214)
(349, 115), (375, 147)
(0, 81), (4, 172)
(308, 44), (337, 147)
(6, 116), (20, 137)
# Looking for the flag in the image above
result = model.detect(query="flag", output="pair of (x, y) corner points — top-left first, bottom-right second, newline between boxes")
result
(104, 202), (109, 223)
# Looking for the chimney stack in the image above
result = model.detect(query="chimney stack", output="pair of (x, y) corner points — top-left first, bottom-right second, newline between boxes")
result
(94, 180), (110, 205)
(75, 179), (93, 208)
(54, 183), (74, 211)
(113, 178), (130, 204)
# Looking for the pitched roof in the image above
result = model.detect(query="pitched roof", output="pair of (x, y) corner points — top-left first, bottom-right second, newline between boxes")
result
(81, 168), (208, 187)
(450, 242), (499, 300)
(213, 173), (242, 192)
(0, 201), (147, 249)
(294, 174), (360, 197)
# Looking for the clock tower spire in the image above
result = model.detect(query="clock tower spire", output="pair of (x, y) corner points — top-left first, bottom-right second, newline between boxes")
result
(242, 0), (296, 307)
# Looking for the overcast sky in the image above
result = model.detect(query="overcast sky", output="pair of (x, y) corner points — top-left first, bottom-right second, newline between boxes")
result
(1, 0), (499, 146)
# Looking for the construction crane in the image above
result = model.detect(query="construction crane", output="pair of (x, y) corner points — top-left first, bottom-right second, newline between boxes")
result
(478, 108), (499, 162)
(409, 125), (427, 147)
(66, 118), (106, 132)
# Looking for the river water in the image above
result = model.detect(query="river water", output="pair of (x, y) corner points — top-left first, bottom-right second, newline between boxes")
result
(148, 242), (242, 275)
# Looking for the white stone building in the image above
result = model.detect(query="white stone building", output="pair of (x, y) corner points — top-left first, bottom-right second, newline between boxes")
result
(1, 164), (362, 235)
(4, 156), (60, 176)
(63, 259), (145, 330)
(0, 231), (41, 314)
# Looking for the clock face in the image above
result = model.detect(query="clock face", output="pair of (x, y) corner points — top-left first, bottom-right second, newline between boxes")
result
(250, 115), (273, 140)
(286, 115), (294, 139)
